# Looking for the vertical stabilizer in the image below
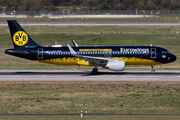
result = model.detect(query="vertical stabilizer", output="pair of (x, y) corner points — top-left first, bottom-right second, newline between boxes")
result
(7, 20), (40, 49)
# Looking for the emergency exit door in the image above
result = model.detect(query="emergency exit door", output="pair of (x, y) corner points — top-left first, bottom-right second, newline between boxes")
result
(38, 48), (43, 59)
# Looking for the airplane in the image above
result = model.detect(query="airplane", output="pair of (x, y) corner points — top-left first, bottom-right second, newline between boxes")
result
(4, 20), (177, 74)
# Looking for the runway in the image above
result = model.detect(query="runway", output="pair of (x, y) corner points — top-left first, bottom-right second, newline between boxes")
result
(1, 22), (180, 26)
(0, 114), (180, 118)
(0, 70), (180, 81)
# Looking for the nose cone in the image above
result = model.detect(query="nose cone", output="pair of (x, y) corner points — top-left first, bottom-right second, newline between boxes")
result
(171, 54), (177, 62)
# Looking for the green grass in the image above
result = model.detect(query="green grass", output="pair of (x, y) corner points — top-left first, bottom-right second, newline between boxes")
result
(0, 81), (180, 115)
(0, 25), (180, 70)
(0, 14), (180, 23)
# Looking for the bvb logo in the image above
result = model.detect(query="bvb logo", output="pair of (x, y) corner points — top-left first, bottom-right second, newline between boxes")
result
(13, 31), (28, 46)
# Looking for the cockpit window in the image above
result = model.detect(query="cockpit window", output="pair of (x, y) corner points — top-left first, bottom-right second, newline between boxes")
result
(162, 51), (170, 54)
(166, 51), (170, 54)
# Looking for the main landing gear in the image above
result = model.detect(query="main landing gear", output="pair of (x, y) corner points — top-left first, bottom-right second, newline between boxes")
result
(92, 68), (98, 75)
(151, 65), (155, 74)
(92, 64), (99, 75)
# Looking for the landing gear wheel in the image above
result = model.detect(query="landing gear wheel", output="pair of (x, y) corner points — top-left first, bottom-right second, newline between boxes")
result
(151, 70), (155, 74)
(151, 65), (155, 74)
(92, 68), (98, 75)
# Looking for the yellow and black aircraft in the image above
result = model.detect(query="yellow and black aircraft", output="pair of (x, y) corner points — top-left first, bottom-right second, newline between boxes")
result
(5, 20), (177, 74)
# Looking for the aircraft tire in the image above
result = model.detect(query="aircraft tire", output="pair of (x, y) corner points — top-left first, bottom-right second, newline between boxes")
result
(92, 68), (98, 75)
(151, 70), (155, 74)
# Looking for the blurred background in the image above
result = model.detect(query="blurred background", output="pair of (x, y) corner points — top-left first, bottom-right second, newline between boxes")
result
(0, 0), (180, 17)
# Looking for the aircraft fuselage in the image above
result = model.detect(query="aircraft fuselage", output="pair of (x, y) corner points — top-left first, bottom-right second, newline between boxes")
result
(5, 45), (176, 66)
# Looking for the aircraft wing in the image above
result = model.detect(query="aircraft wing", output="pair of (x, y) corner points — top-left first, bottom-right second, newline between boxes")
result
(67, 44), (108, 65)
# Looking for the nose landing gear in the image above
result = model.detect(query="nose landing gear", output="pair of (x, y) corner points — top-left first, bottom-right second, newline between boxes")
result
(151, 65), (155, 74)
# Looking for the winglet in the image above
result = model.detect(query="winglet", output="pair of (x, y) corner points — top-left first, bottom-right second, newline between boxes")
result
(67, 44), (79, 57)
(71, 39), (78, 47)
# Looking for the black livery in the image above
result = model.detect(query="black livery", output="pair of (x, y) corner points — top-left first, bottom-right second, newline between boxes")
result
(5, 20), (176, 74)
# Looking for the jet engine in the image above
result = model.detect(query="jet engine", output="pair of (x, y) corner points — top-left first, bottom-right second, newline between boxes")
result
(103, 60), (125, 71)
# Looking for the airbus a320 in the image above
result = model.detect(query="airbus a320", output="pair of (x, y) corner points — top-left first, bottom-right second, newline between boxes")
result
(5, 20), (177, 74)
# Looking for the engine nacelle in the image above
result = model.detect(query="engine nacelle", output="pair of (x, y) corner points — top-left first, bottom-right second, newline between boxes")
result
(103, 60), (125, 71)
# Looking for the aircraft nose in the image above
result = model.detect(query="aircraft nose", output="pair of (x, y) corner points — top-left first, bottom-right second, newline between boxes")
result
(173, 55), (177, 61)
(171, 54), (177, 62)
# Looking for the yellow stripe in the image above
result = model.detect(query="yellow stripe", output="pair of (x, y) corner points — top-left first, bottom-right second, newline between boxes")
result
(36, 57), (162, 66)
(115, 57), (161, 65)
(37, 57), (78, 65)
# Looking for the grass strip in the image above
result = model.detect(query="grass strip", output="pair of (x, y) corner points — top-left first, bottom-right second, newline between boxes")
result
(0, 81), (180, 115)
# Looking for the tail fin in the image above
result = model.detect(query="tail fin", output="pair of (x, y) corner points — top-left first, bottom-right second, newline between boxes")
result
(7, 20), (40, 49)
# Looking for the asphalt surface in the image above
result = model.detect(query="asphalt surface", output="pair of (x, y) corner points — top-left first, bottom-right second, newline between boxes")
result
(0, 70), (180, 81)
(1, 22), (180, 26)
(0, 114), (180, 118)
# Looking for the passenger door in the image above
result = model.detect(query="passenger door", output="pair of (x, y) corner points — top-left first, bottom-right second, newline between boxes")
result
(151, 48), (156, 58)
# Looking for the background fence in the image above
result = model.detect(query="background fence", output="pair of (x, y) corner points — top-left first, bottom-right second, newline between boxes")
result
(69, 10), (180, 15)
(1, 10), (180, 16)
